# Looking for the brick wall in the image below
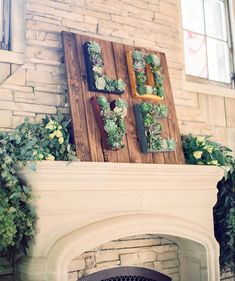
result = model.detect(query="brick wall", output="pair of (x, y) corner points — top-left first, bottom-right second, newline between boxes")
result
(68, 235), (180, 281)
(0, 0), (234, 154)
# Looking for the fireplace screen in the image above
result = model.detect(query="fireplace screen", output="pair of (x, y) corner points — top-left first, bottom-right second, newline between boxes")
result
(79, 266), (171, 281)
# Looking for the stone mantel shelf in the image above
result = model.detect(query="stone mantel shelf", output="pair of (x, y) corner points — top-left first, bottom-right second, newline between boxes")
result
(17, 161), (224, 281)
(21, 161), (223, 191)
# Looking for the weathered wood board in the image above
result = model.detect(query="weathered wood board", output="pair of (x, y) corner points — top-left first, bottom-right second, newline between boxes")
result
(62, 31), (185, 164)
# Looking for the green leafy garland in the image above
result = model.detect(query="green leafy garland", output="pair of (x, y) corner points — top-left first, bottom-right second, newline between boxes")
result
(97, 96), (128, 149)
(138, 102), (175, 151)
(87, 41), (126, 92)
(182, 134), (235, 274)
(0, 114), (76, 271)
(215, 169), (235, 274)
(132, 50), (165, 97)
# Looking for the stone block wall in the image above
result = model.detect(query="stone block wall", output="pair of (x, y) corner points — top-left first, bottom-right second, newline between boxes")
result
(220, 271), (235, 281)
(0, 0), (234, 154)
(68, 235), (180, 281)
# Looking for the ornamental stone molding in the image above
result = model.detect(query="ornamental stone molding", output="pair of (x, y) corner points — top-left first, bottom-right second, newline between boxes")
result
(17, 162), (223, 281)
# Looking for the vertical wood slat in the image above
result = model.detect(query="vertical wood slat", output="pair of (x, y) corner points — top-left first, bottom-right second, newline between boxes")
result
(160, 53), (185, 164)
(114, 43), (142, 163)
(123, 44), (143, 163)
(112, 42), (131, 163)
(141, 47), (164, 165)
(138, 47), (154, 164)
(75, 34), (104, 162)
(156, 52), (176, 164)
(61, 32), (91, 161)
(99, 39), (119, 163)
(62, 32), (185, 165)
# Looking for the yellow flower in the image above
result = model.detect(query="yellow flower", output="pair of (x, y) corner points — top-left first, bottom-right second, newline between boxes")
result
(39, 153), (44, 160)
(45, 124), (54, 131)
(55, 130), (63, 138)
(49, 133), (55, 139)
(210, 160), (218, 166)
(193, 151), (203, 159)
(207, 148), (213, 153)
(58, 137), (64, 144)
(32, 150), (37, 156)
(58, 125), (62, 130)
(45, 120), (55, 130)
(204, 145), (213, 153)
(196, 136), (206, 146)
(46, 154), (55, 161)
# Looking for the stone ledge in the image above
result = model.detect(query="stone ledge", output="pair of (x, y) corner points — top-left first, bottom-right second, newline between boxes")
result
(0, 50), (24, 64)
(20, 161), (223, 191)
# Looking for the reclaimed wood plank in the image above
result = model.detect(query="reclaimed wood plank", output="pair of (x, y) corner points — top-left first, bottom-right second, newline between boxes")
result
(153, 51), (176, 164)
(136, 47), (154, 164)
(75, 34), (104, 162)
(97, 39), (119, 163)
(160, 53), (185, 164)
(112, 42), (140, 163)
(61, 31), (91, 161)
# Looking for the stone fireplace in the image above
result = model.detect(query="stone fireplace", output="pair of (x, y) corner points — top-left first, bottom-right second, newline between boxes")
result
(17, 161), (223, 281)
(68, 234), (208, 281)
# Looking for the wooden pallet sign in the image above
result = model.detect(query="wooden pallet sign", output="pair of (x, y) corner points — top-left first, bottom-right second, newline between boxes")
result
(62, 31), (185, 164)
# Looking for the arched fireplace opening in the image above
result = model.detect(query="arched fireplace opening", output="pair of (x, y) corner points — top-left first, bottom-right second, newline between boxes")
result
(68, 234), (208, 281)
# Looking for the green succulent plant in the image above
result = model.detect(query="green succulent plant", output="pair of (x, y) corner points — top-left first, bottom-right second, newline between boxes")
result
(132, 49), (165, 97)
(145, 85), (153, 95)
(157, 87), (165, 97)
(138, 102), (174, 152)
(143, 115), (155, 126)
(88, 41), (101, 54)
(156, 104), (168, 118)
(86, 41), (126, 93)
(139, 103), (152, 114)
(115, 98), (128, 109)
(145, 54), (160, 67)
(132, 50), (144, 61)
(137, 85), (146, 96)
(104, 120), (117, 134)
(97, 95), (108, 107)
(117, 79), (126, 91)
(96, 96), (128, 150)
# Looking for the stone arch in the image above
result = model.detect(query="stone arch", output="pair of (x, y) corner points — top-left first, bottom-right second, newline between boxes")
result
(42, 214), (219, 281)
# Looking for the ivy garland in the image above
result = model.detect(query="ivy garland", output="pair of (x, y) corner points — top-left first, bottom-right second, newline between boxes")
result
(181, 134), (233, 167)
(96, 95), (128, 150)
(0, 114), (76, 272)
(86, 41), (126, 93)
(138, 102), (175, 152)
(182, 134), (235, 274)
(132, 50), (165, 98)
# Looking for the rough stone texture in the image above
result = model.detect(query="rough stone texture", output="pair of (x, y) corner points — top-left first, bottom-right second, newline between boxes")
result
(68, 235), (180, 281)
(220, 271), (235, 281)
(0, 0), (233, 158)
